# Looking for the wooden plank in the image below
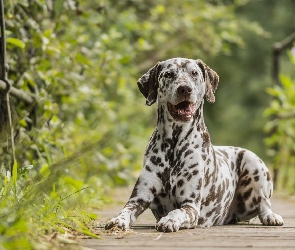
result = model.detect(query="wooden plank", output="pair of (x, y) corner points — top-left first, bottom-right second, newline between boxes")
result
(81, 191), (295, 250)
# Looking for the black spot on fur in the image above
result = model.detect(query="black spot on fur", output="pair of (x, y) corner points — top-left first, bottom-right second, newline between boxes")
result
(150, 186), (157, 195)
(150, 156), (162, 166)
(160, 193), (167, 198)
(145, 165), (152, 172)
(177, 179), (184, 187)
(130, 178), (140, 198)
(252, 197), (258, 205)
(187, 174), (192, 181)
(153, 197), (160, 204)
(188, 163), (198, 169)
(176, 143), (190, 159)
(192, 169), (199, 175)
(182, 199), (193, 204)
(158, 205), (164, 215)
(172, 185), (176, 196)
(190, 192), (196, 198)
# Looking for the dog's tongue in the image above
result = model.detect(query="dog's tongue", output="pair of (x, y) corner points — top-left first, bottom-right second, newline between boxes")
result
(176, 101), (192, 115)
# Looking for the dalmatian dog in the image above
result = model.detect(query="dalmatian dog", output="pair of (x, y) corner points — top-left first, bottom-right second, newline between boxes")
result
(105, 57), (284, 232)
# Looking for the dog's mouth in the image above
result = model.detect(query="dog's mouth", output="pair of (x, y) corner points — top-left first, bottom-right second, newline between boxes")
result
(167, 101), (196, 122)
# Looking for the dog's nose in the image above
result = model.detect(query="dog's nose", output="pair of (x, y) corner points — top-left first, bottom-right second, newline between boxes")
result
(177, 85), (192, 96)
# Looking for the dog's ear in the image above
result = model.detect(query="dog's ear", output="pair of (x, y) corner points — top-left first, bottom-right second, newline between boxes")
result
(137, 62), (162, 106)
(196, 59), (219, 103)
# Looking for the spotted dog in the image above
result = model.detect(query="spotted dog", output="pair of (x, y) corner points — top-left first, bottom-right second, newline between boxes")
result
(105, 58), (284, 232)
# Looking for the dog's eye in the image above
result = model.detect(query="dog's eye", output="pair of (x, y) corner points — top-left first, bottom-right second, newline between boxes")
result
(191, 71), (198, 76)
(164, 71), (174, 78)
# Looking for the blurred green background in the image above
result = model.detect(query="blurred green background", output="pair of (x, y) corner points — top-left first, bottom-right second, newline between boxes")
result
(0, 0), (295, 248)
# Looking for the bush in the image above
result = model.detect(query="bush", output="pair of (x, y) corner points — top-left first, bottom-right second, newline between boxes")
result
(264, 51), (295, 194)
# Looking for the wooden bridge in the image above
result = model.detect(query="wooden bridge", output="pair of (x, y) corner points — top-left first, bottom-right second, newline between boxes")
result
(81, 188), (295, 250)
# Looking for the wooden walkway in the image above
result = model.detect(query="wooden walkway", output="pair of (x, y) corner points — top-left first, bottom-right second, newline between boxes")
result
(81, 188), (295, 250)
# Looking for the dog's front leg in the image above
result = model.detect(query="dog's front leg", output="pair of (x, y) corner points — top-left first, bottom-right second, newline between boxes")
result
(105, 168), (162, 231)
(155, 173), (203, 232)
(156, 204), (200, 232)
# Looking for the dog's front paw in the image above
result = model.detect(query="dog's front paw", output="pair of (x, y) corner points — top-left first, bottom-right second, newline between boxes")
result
(105, 216), (130, 231)
(261, 212), (284, 226)
(155, 216), (180, 232)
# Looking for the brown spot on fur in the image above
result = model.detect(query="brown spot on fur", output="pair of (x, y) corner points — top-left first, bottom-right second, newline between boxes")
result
(247, 208), (259, 217)
(196, 178), (202, 190)
(198, 217), (205, 225)
(236, 150), (246, 174)
(240, 169), (249, 179)
(202, 154), (206, 161)
(240, 177), (252, 186)
(266, 172), (271, 181)
(201, 131), (210, 148)
(243, 188), (253, 200)
(218, 149), (229, 159)
(236, 193), (246, 214)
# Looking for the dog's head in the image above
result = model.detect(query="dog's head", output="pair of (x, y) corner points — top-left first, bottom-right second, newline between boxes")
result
(137, 58), (219, 122)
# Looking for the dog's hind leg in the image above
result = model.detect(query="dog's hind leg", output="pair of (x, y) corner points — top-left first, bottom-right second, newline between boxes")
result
(230, 150), (284, 226)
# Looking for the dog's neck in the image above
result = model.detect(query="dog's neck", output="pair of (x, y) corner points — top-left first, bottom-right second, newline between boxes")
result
(157, 100), (209, 144)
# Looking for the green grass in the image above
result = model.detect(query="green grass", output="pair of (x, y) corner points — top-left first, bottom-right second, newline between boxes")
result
(0, 140), (105, 249)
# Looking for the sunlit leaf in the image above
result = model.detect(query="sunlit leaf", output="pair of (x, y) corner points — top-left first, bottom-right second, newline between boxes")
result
(6, 37), (25, 49)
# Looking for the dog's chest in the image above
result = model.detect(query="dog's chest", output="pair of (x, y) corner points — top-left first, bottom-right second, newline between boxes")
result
(150, 129), (213, 193)
(148, 132), (238, 225)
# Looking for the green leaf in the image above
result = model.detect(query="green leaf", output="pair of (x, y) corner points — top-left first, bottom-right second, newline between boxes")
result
(6, 38), (25, 49)
(12, 161), (18, 193)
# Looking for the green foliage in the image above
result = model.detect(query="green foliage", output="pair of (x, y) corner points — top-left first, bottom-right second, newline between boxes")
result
(0, 163), (101, 249)
(264, 54), (295, 193)
(1, 0), (294, 248)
